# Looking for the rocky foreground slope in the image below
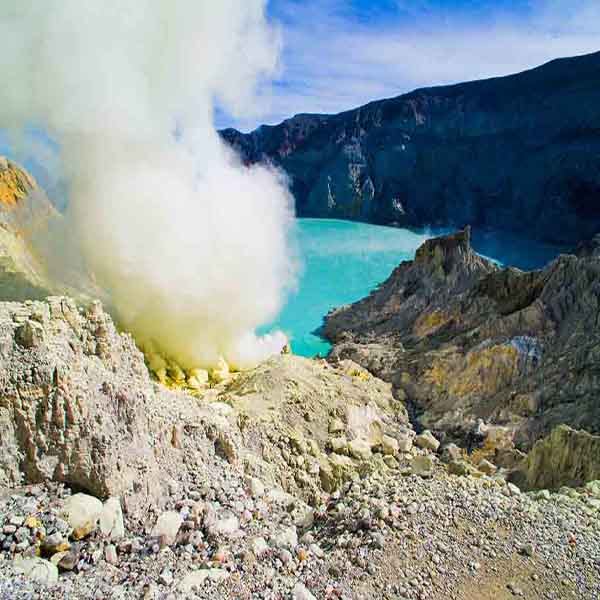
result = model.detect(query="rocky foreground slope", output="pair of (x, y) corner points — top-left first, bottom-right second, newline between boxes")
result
(0, 297), (599, 599)
(222, 50), (600, 245)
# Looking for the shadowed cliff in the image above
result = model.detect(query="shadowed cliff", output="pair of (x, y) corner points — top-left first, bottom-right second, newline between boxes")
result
(222, 50), (600, 245)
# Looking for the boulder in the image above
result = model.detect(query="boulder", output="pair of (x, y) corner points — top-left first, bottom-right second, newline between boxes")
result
(415, 430), (440, 452)
(62, 493), (103, 540)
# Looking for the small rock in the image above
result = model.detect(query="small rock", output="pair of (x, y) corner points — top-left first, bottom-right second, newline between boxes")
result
(99, 497), (125, 541)
(247, 477), (265, 498)
(292, 582), (317, 600)
(251, 537), (269, 557)
(151, 511), (183, 546)
(272, 526), (298, 551)
(328, 418), (345, 434)
(104, 544), (118, 565)
(15, 320), (45, 349)
(397, 433), (413, 453)
(478, 459), (497, 476)
(347, 438), (372, 461)
(43, 533), (70, 554)
(441, 443), (462, 463)
(159, 568), (174, 586)
(178, 568), (229, 592)
(506, 482), (521, 496)
(519, 542), (535, 557)
(208, 513), (239, 538)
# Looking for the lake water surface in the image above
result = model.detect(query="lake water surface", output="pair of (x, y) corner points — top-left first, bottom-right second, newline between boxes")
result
(262, 219), (568, 358)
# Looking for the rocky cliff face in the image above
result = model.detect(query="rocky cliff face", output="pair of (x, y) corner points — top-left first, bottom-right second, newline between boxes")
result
(323, 228), (600, 452)
(222, 51), (600, 245)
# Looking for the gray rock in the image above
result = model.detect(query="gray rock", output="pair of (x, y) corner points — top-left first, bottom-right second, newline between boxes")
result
(14, 557), (59, 586)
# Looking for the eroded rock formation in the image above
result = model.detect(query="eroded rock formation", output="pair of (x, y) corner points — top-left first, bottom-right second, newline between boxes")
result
(323, 227), (600, 451)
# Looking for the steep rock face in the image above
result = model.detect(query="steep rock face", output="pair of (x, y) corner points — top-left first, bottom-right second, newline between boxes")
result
(323, 228), (600, 449)
(518, 425), (600, 490)
(222, 51), (600, 245)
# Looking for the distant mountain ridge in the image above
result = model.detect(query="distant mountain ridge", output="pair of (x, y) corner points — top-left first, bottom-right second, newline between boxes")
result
(221, 51), (600, 245)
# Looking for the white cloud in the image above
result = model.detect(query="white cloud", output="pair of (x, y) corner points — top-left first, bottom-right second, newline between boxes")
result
(223, 0), (600, 131)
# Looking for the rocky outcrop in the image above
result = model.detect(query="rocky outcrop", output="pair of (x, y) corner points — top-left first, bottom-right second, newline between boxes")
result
(0, 296), (412, 521)
(323, 227), (600, 451)
(222, 51), (600, 245)
(518, 425), (600, 490)
(0, 157), (59, 302)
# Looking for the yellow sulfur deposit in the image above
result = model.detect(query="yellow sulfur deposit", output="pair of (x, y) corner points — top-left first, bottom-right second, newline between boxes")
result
(210, 356), (230, 383)
(187, 367), (209, 390)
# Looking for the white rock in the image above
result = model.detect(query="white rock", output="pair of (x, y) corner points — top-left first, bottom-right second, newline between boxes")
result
(247, 477), (265, 498)
(346, 404), (383, 446)
(292, 582), (317, 600)
(99, 497), (125, 541)
(271, 526), (298, 551)
(62, 493), (103, 540)
(179, 568), (229, 592)
(250, 537), (269, 557)
(151, 511), (183, 545)
(209, 513), (239, 537)
(14, 558), (58, 586)
(104, 544), (118, 565)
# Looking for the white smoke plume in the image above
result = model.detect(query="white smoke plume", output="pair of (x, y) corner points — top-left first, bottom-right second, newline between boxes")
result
(0, 1), (296, 369)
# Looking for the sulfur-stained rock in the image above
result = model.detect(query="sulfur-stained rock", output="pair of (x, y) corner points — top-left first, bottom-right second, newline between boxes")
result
(415, 430), (440, 452)
(518, 425), (600, 490)
(324, 227), (600, 458)
(382, 435), (399, 456)
(478, 459), (498, 476)
(411, 455), (433, 477)
(347, 438), (372, 461)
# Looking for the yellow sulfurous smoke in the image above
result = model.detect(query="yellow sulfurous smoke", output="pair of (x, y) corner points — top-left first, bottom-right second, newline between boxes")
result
(0, 1), (296, 372)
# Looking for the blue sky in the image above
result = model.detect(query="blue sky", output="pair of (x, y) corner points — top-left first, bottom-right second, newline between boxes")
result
(219, 0), (600, 131)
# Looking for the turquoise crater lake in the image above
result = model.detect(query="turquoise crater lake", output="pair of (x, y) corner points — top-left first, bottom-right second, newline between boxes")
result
(262, 219), (568, 358)
(261, 219), (430, 357)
